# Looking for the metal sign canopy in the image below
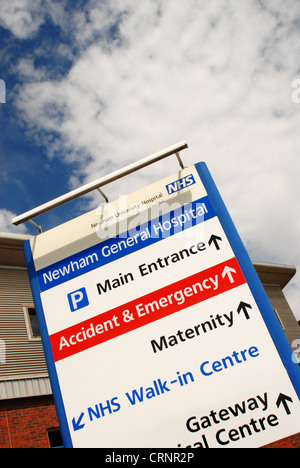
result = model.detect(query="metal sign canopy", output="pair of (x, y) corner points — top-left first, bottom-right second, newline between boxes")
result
(11, 141), (188, 231)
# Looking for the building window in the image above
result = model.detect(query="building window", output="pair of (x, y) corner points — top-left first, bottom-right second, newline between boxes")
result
(47, 428), (64, 448)
(23, 306), (41, 340)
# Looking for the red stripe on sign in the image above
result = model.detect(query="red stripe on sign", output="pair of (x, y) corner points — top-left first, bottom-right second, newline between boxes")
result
(50, 257), (246, 362)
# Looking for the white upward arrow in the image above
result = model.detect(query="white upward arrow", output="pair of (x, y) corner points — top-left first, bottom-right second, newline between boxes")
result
(222, 265), (237, 283)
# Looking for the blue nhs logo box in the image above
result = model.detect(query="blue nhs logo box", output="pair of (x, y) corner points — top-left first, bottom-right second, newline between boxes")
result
(165, 174), (196, 194)
(67, 287), (89, 312)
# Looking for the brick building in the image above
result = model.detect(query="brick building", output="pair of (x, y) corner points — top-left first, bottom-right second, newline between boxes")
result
(0, 233), (62, 448)
(0, 232), (299, 448)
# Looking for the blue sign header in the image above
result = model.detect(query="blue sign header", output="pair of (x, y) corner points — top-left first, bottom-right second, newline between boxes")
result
(37, 195), (215, 292)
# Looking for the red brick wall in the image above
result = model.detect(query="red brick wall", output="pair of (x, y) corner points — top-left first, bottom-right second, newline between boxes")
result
(261, 432), (300, 448)
(0, 395), (299, 448)
(0, 396), (59, 448)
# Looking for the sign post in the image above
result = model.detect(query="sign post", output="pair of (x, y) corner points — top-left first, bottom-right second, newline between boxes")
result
(23, 162), (300, 448)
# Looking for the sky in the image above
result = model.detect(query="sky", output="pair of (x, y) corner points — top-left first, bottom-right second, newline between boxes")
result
(0, 0), (300, 319)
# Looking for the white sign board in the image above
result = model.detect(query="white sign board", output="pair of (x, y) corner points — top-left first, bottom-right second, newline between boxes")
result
(24, 163), (300, 448)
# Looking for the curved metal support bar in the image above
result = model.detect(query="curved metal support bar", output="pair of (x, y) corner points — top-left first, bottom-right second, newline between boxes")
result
(12, 141), (188, 226)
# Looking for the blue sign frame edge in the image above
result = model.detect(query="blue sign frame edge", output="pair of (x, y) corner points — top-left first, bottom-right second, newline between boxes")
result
(22, 163), (300, 448)
(195, 162), (300, 399)
(23, 240), (73, 448)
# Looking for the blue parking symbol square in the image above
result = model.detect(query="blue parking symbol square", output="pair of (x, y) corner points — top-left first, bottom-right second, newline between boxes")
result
(67, 287), (89, 312)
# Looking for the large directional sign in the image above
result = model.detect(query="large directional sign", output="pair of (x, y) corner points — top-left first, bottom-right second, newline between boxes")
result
(24, 163), (300, 448)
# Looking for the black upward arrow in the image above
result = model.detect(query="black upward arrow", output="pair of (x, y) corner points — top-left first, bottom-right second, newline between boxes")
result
(208, 234), (222, 250)
(276, 393), (293, 415)
(237, 301), (252, 320)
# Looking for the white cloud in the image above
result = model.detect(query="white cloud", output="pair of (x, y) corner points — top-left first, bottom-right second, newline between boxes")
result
(0, 209), (28, 234)
(10, 0), (300, 318)
(0, 0), (45, 39)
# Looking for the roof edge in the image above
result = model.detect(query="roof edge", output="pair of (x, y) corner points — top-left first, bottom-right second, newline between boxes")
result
(253, 261), (296, 289)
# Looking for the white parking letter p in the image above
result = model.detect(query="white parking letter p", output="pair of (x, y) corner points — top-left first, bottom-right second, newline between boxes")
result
(67, 287), (89, 312)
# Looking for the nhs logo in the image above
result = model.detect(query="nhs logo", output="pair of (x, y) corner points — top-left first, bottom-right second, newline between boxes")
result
(165, 174), (196, 195)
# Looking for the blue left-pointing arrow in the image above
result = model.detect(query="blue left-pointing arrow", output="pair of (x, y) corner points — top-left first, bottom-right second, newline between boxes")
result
(72, 412), (85, 431)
